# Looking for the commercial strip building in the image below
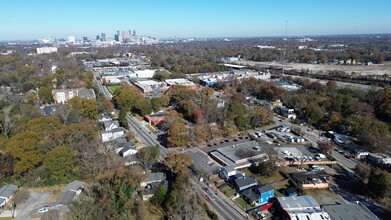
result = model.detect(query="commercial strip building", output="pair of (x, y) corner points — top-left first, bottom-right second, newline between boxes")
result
(37, 47), (58, 54)
(133, 80), (169, 94)
(323, 202), (380, 220)
(276, 196), (330, 220)
(165, 78), (196, 89)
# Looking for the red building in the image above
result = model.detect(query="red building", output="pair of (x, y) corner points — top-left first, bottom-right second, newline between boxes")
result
(144, 113), (167, 125)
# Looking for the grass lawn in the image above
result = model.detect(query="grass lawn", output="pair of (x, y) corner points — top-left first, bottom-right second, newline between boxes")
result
(108, 86), (121, 94)
(220, 185), (236, 197)
(255, 172), (285, 184)
(234, 197), (256, 211)
(305, 188), (345, 205)
(31, 213), (44, 218)
(241, 168), (253, 177)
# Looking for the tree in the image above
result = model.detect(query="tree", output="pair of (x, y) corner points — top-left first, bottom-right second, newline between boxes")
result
(26, 117), (63, 133)
(251, 106), (270, 128)
(11, 189), (30, 218)
(68, 97), (99, 119)
(164, 152), (193, 174)
(326, 80), (337, 89)
(318, 141), (334, 154)
(201, 87), (214, 97)
(44, 146), (75, 182)
(151, 95), (169, 112)
(150, 185), (167, 206)
(113, 85), (140, 111)
(102, 99), (114, 114)
(153, 70), (170, 81)
(367, 167), (388, 198)
(249, 161), (277, 177)
(167, 123), (188, 148)
(228, 102), (250, 130)
(0, 152), (14, 177)
(137, 145), (160, 170)
(5, 131), (43, 174)
(118, 109), (129, 129)
(38, 86), (54, 104)
(133, 98), (152, 116)
(354, 162), (371, 180)
(305, 103), (324, 124)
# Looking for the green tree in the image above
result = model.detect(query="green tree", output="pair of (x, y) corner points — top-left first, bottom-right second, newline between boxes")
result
(151, 95), (170, 112)
(68, 97), (99, 119)
(367, 167), (388, 198)
(113, 85), (140, 111)
(118, 109), (129, 129)
(250, 161), (277, 177)
(5, 131), (43, 174)
(305, 103), (324, 124)
(137, 145), (160, 170)
(153, 70), (170, 81)
(133, 98), (152, 116)
(150, 185), (167, 206)
(44, 146), (75, 182)
(26, 117), (63, 133)
(38, 86), (54, 104)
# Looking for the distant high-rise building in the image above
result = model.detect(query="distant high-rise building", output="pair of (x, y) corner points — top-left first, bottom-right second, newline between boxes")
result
(133, 29), (136, 36)
(101, 33), (107, 41)
(82, 37), (88, 42)
(122, 30), (130, 43)
(114, 30), (120, 41)
(96, 35), (100, 40)
(68, 36), (76, 43)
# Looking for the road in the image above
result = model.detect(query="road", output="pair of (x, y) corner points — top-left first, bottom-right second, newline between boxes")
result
(189, 171), (245, 220)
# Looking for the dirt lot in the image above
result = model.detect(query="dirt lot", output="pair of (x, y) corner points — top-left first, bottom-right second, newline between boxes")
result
(236, 60), (391, 76)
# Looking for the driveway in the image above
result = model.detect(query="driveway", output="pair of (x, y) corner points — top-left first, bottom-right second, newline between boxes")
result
(15, 190), (52, 220)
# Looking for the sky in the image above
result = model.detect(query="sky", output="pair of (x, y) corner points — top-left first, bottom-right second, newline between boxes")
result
(1, 0), (391, 40)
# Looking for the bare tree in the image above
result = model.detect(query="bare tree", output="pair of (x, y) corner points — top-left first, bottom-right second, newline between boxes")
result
(11, 189), (30, 218)
(137, 145), (160, 170)
(318, 141), (334, 154)
(354, 162), (371, 180)
(0, 106), (14, 137)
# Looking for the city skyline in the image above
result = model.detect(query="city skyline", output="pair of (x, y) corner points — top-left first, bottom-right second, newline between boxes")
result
(1, 0), (391, 41)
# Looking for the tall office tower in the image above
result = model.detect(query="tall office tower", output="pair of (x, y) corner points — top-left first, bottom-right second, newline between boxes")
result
(67, 36), (76, 43)
(96, 35), (100, 40)
(114, 30), (121, 41)
(101, 33), (107, 41)
(133, 29), (136, 36)
(122, 30), (130, 43)
(82, 37), (88, 42)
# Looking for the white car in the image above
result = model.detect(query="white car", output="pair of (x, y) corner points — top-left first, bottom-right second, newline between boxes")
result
(37, 206), (50, 213)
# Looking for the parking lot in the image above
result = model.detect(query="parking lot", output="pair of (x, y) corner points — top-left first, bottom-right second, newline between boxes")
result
(273, 145), (326, 162)
(265, 126), (306, 144)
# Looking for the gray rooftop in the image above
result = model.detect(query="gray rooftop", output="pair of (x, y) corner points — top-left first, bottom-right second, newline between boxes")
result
(256, 184), (274, 194)
(233, 176), (258, 190)
(64, 180), (85, 192)
(323, 203), (379, 220)
(277, 196), (320, 210)
(0, 184), (18, 198)
(216, 141), (267, 163)
(222, 166), (235, 173)
(103, 120), (119, 129)
(143, 172), (166, 183)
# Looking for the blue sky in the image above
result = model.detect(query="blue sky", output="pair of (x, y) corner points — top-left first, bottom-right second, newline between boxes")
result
(1, 0), (391, 40)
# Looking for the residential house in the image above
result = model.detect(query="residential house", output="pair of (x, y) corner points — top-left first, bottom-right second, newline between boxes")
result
(219, 166), (237, 180)
(233, 176), (258, 191)
(140, 172), (166, 187)
(280, 106), (296, 119)
(101, 127), (126, 142)
(290, 171), (330, 189)
(55, 181), (85, 206)
(0, 184), (18, 210)
(119, 145), (137, 157)
(323, 201), (380, 220)
(242, 184), (274, 206)
(41, 105), (56, 117)
(103, 120), (120, 131)
(271, 99), (283, 109)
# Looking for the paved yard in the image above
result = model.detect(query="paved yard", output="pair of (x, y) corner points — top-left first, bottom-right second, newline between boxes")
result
(15, 190), (52, 220)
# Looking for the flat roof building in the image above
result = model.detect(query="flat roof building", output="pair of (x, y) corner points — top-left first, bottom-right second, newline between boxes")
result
(323, 202), (379, 220)
(277, 196), (330, 220)
(165, 78), (196, 89)
(134, 80), (169, 94)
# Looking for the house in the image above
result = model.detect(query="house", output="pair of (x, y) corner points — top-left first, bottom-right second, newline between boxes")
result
(233, 176), (258, 191)
(242, 184), (274, 206)
(41, 105), (56, 117)
(283, 187), (298, 196)
(367, 153), (391, 166)
(291, 171), (330, 189)
(52, 87), (96, 104)
(271, 100), (283, 109)
(140, 172), (166, 187)
(55, 181), (85, 206)
(0, 184), (18, 210)
(219, 166), (237, 180)
(323, 201), (379, 220)
(101, 127), (126, 142)
(140, 180), (169, 201)
(98, 115), (112, 123)
(118, 145), (137, 157)
(103, 120), (120, 131)
(276, 196), (330, 220)
(280, 106), (296, 119)
(124, 154), (139, 166)
(144, 113), (167, 125)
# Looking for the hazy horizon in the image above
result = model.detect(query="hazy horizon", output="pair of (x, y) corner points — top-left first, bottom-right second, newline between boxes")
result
(2, 0), (391, 41)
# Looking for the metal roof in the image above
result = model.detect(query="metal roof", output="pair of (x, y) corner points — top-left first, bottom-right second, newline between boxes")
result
(323, 203), (379, 220)
(277, 196), (320, 210)
(0, 184), (18, 199)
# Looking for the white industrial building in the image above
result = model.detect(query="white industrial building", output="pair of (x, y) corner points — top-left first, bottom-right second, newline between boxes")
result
(37, 47), (58, 54)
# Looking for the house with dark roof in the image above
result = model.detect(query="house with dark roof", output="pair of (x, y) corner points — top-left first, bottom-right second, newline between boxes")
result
(242, 184), (274, 206)
(283, 187), (297, 196)
(323, 202), (379, 220)
(0, 184), (18, 210)
(118, 145), (137, 157)
(290, 171), (330, 189)
(233, 176), (258, 191)
(103, 120), (119, 131)
(140, 172), (166, 187)
(55, 181), (85, 206)
(41, 105), (56, 117)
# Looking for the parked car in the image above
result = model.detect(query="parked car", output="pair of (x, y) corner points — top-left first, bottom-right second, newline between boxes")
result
(38, 206), (51, 213)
